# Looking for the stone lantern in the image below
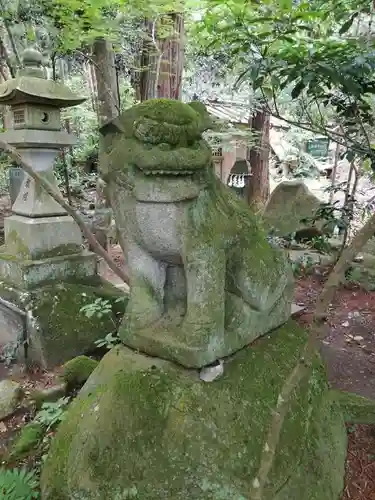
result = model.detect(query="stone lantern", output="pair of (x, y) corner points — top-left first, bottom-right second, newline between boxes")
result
(0, 48), (126, 368)
(0, 48), (94, 271)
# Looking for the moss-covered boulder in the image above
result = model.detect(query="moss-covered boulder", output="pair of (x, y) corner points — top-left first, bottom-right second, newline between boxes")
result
(61, 356), (99, 388)
(263, 180), (323, 237)
(41, 322), (347, 500)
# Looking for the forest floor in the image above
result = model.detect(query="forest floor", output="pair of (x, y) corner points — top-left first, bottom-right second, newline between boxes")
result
(294, 267), (375, 500)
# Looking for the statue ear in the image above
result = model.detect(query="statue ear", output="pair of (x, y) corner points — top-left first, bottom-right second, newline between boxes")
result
(99, 117), (125, 138)
(188, 101), (214, 132)
(188, 101), (208, 117)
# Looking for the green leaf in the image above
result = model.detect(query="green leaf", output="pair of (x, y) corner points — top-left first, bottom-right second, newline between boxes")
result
(291, 80), (305, 99)
(339, 13), (358, 35)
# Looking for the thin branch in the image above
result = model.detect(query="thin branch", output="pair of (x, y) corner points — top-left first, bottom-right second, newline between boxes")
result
(0, 139), (130, 285)
(329, 138), (340, 204)
(263, 93), (368, 157)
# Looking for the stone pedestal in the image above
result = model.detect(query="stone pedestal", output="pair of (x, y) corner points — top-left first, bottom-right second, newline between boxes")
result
(0, 157), (119, 366)
(41, 322), (348, 500)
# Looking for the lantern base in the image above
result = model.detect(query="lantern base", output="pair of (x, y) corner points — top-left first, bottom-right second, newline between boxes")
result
(4, 214), (83, 261)
(0, 250), (97, 289)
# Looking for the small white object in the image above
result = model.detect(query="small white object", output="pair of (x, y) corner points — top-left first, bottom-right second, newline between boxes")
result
(199, 359), (224, 382)
(341, 321), (350, 327)
(228, 175), (233, 187)
(252, 478), (260, 489)
(353, 335), (364, 341)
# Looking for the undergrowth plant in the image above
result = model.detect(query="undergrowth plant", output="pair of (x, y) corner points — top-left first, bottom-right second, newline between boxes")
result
(80, 295), (126, 349)
(0, 467), (39, 499)
(34, 397), (70, 431)
(291, 255), (315, 277)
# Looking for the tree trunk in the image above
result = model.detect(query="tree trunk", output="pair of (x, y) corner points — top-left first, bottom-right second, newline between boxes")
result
(138, 14), (184, 101)
(91, 38), (120, 252)
(247, 108), (270, 210)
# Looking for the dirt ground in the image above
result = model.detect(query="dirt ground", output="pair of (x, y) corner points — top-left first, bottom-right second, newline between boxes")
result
(294, 268), (375, 500)
(295, 269), (375, 401)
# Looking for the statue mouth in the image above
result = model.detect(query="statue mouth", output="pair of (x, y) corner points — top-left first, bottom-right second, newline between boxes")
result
(141, 169), (195, 176)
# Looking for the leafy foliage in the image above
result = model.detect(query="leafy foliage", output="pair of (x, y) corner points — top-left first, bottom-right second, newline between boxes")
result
(94, 332), (121, 349)
(291, 254), (315, 277)
(195, 0), (375, 166)
(80, 295), (125, 349)
(34, 398), (69, 431)
(0, 467), (39, 499)
(80, 296), (113, 319)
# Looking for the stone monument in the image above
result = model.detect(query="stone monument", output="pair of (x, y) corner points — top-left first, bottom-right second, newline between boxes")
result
(0, 48), (127, 368)
(41, 100), (348, 500)
(262, 180), (323, 237)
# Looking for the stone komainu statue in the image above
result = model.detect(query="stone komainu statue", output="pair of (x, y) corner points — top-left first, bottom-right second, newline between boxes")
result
(100, 99), (294, 367)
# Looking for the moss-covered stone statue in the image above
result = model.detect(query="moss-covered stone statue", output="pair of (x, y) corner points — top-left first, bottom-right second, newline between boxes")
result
(98, 99), (294, 367)
(42, 100), (375, 500)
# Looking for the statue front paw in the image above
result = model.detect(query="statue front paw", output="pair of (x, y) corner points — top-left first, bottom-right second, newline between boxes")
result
(180, 318), (224, 350)
(123, 298), (163, 332)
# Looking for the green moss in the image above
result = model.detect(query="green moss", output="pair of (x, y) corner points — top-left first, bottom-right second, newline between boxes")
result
(3, 229), (80, 259)
(62, 356), (99, 388)
(138, 99), (200, 124)
(10, 422), (44, 459)
(104, 99), (213, 180)
(3, 229), (30, 258)
(29, 282), (126, 368)
(333, 390), (375, 424)
(41, 321), (347, 500)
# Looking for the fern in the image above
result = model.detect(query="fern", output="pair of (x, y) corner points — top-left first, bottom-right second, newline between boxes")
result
(0, 468), (40, 499)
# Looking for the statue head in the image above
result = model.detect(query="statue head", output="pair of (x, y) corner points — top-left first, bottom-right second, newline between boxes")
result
(100, 99), (214, 177)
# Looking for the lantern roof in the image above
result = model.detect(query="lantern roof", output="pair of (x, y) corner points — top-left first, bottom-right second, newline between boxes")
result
(0, 47), (86, 108)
